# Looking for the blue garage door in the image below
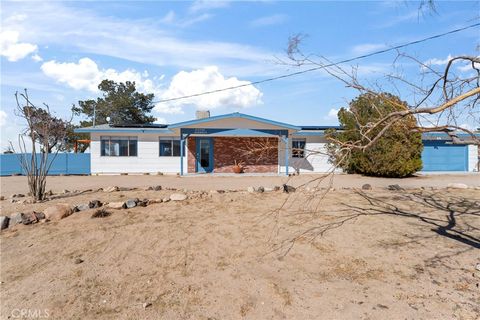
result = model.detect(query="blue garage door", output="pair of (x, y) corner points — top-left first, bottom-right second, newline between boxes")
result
(422, 141), (468, 172)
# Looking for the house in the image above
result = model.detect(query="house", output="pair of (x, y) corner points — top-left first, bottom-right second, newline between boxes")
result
(75, 112), (479, 175)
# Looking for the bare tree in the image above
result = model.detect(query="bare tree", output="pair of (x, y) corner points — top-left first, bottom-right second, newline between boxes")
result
(9, 90), (72, 200)
(284, 37), (479, 153)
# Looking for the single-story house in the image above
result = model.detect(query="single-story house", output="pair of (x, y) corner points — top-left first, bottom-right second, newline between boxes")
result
(75, 112), (479, 175)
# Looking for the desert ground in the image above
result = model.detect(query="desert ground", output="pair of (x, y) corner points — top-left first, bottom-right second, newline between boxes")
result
(1, 174), (479, 319)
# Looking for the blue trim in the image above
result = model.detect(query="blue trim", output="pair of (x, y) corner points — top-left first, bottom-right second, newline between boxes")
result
(169, 112), (300, 130)
(294, 131), (326, 136)
(181, 127), (288, 136)
(195, 137), (214, 173)
(74, 128), (175, 134)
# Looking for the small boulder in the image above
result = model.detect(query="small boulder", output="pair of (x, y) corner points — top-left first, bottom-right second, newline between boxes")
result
(247, 186), (256, 193)
(34, 212), (45, 220)
(387, 184), (403, 191)
(362, 184), (372, 190)
(21, 212), (38, 225)
(89, 200), (102, 208)
(44, 203), (73, 221)
(104, 186), (119, 193)
(170, 193), (187, 201)
(11, 193), (25, 198)
(283, 184), (296, 193)
(162, 198), (170, 203)
(264, 187), (274, 192)
(154, 185), (162, 191)
(0, 196), (5, 201)
(143, 186), (153, 191)
(74, 257), (84, 264)
(107, 202), (126, 210)
(0, 216), (10, 230)
(256, 186), (265, 193)
(125, 199), (138, 209)
(447, 183), (468, 189)
(75, 203), (91, 212)
(9, 213), (23, 225)
(147, 199), (163, 205)
(62, 189), (70, 194)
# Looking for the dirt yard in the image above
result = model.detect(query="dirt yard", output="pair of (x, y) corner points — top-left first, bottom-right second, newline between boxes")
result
(0, 175), (479, 319)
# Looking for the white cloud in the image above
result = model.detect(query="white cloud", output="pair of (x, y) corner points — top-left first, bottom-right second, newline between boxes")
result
(160, 10), (175, 24)
(424, 54), (453, 67)
(250, 14), (288, 27)
(41, 57), (163, 97)
(31, 53), (43, 62)
(0, 30), (38, 61)
(0, 110), (7, 127)
(351, 43), (386, 55)
(1, 2), (273, 77)
(155, 117), (167, 124)
(157, 66), (263, 114)
(325, 108), (339, 120)
(189, 0), (229, 13)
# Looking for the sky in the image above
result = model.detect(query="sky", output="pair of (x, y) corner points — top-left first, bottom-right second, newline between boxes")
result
(1, 0), (479, 151)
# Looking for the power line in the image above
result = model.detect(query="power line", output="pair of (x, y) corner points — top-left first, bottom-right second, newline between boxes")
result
(154, 22), (480, 104)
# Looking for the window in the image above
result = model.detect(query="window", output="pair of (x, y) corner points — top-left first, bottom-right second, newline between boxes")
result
(101, 136), (137, 157)
(292, 139), (306, 158)
(159, 138), (183, 157)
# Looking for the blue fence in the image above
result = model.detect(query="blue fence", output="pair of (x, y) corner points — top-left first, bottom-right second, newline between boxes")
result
(0, 153), (91, 176)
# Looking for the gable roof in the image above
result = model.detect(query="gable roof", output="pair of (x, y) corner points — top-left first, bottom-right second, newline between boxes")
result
(167, 112), (300, 130)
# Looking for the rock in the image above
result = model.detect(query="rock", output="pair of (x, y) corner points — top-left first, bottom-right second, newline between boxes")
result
(154, 185), (162, 191)
(104, 186), (119, 193)
(44, 204), (73, 221)
(21, 212), (39, 225)
(362, 184), (372, 190)
(11, 193), (25, 198)
(170, 193), (187, 201)
(256, 186), (265, 193)
(125, 199), (138, 208)
(0, 196), (5, 201)
(45, 190), (54, 197)
(137, 199), (148, 207)
(162, 198), (170, 203)
(147, 199), (163, 205)
(107, 202), (126, 210)
(74, 258), (84, 264)
(143, 302), (152, 309)
(144, 186), (153, 191)
(34, 212), (45, 220)
(387, 184), (403, 191)
(75, 203), (91, 212)
(9, 199), (17, 203)
(89, 200), (102, 208)
(475, 263), (480, 272)
(283, 184), (296, 193)
(264, 187), (274, 192)
(9, 213), (23, 225)
(274, 186), (281, 191)
(447, 183), (468, 189)
(0, 216), (10, 230)
(62, 189), (70, 194)
(247, 186), (256, 193)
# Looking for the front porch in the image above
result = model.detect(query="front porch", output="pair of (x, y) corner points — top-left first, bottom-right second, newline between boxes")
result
(179, 128), (291, 175)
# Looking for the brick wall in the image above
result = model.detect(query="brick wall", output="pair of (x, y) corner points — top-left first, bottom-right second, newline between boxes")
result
(187, 137), (196, 173)
(214, 137), (278, 173)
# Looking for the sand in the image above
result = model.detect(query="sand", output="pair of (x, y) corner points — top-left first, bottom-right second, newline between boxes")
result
(0, 175), (479, 319)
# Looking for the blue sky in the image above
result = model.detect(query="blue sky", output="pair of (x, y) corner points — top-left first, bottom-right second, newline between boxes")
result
(1, 0), (478, 150)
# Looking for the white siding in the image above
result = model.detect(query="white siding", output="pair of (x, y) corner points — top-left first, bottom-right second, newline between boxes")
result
(278, 136), (337, 173)
(468, 144), (478, 172)
(90, 133), (186, 174)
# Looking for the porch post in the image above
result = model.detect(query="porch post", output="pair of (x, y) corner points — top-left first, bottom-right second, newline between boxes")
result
(285, 135), (289, 176)
(180, 131), (184, 176)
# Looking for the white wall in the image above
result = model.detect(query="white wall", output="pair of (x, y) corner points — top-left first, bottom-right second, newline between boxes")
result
(90, 133), (187, 174)
(468, 144), (478, 172)
(278, 135), (337, 174)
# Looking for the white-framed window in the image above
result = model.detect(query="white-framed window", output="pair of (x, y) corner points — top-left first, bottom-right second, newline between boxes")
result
(159, 138), (183, 157)
(292, 138), (306, 158)
(100, 136), (137, 157)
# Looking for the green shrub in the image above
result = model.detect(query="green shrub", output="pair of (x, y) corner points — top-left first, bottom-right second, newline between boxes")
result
(327, 93), (423, 177)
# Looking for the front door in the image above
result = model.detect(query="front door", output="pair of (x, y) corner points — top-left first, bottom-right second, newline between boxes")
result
(196, 138), (213, 173)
